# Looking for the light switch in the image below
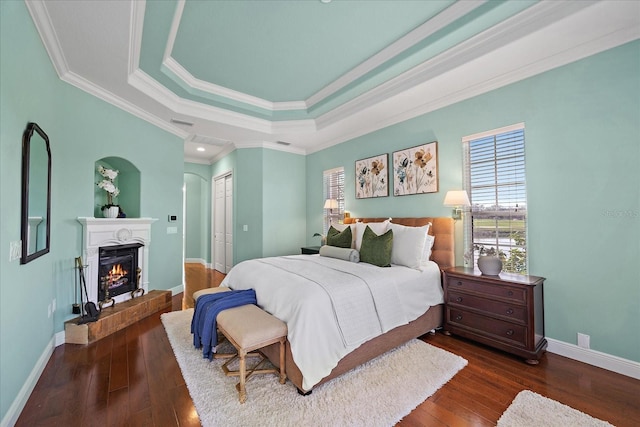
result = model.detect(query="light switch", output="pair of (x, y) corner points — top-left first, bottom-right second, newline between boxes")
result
(243, 225), (248, 232)
(167, 226), (178, 234)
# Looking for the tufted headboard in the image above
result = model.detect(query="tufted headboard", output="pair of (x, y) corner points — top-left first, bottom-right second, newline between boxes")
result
(343, 217), (455, 270)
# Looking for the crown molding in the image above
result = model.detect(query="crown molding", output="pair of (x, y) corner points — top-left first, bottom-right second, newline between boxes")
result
(305, 0), (486, 109)
(312, 0), (639, 137)
(157, 0), (486, 114)
(209, 143), (237, 165)
(27, 0), (188, 141)
(162, 56), (308, 112)
(128, 0), (145, 75)
(25, 0), (70, 79)
(315, 0), (593, 131)
(163, 0), (307, 112)
(128, 69), (275, 134)
(234, 140), (307, 156)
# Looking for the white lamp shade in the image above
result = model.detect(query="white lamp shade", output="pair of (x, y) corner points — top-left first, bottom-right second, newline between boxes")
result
(324, 199), (339, 209)
(443, 190), (471, 207)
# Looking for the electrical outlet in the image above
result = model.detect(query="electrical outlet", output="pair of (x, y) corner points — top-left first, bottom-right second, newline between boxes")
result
(9, 241), (22, 262)
(167, 226), (178, 234)
(52, 298), (56, 314)
(47, 303), (52, 318)
(577, 333), (590, 349)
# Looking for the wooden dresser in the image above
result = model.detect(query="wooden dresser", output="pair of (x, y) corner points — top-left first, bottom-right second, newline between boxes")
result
(443, 267), (547, 364)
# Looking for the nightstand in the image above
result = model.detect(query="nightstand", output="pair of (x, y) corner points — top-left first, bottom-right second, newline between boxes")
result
(300, 246), (321, 255)
(443, 267), (546, 364)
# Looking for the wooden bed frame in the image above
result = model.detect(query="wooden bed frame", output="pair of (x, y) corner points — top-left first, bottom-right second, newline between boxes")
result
(260, 217), (455, 393)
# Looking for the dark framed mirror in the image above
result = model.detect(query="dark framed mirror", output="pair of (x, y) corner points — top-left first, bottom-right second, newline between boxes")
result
(21, 122), (51, 264)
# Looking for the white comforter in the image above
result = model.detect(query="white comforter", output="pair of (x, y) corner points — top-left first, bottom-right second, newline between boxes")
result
(220, 255), (443, 390)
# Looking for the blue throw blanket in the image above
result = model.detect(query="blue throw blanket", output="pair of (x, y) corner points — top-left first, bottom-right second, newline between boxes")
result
(191, 289), (257, 360)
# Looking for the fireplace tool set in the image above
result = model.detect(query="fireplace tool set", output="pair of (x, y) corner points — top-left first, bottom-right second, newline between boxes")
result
(75, 256), (100, 324)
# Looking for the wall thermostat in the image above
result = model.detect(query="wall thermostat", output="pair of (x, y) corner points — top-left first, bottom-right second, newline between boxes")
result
(168, 215), (178, 222)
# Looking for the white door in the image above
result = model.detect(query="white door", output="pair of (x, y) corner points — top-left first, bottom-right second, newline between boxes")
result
(213, 173), (233, 273)
(224, 175), (233, 273)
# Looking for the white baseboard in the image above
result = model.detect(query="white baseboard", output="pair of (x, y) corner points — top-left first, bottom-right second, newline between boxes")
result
(169, 283), (184, 296)
(55, 330), (66, 347)
(185, 258), (213, 269)
(547, 338), (640, 380)
(1, 337), (55, 427)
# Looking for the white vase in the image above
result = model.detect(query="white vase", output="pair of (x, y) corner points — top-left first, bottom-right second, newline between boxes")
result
(103, 206), (119, 218)
(477, 255), (502, 276)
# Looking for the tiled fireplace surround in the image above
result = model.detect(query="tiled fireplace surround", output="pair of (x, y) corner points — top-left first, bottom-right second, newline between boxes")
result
(77, 217), (156, 305)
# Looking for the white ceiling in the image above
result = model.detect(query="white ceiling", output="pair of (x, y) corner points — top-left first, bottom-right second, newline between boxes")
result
(26, 0), (640, 164)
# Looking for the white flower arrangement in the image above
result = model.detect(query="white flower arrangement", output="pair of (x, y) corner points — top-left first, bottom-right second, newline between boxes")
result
(97, 165), (119, 207)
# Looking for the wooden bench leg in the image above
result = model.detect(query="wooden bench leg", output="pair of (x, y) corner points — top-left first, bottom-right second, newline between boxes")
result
(238, 349), (247, 404)
(278, 337), (286, 384)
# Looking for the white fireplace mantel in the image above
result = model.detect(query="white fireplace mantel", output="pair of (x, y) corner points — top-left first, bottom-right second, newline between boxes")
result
(77, 217), (157, 304)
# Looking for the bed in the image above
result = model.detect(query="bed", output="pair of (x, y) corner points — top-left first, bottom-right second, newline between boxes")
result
(219, 217), (454, 393)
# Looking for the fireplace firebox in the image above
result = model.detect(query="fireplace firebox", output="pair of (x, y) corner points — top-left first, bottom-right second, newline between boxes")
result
(98, 243), (143, 302)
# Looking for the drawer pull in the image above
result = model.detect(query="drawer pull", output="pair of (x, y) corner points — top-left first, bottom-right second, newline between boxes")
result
(456, 297), (463, 303)
(507, 290), (514, 296)
(456, 281), (462, 286)
(506, 308), (514, 315)
(455, 315), (462, 321)
(506, 329), (514, 336)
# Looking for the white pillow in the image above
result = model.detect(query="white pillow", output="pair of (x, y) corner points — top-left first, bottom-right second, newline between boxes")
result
(389, 223), (430, 269)
(329, 222), (356, 248)
(355, 220), (390, 251)
(421, 234), (436, 266)
(319, 245), (360, 263)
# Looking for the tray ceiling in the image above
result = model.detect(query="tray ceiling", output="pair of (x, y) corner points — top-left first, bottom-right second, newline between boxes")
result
(26, 0), (640, 163)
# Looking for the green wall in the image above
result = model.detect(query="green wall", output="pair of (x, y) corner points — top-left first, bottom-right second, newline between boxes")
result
(306, 40), (640, 363)
(211, 148), (307, 263)
(1, 2), (184, 421)
(262, 149), (306, 257)
(184, 172), (209, 262)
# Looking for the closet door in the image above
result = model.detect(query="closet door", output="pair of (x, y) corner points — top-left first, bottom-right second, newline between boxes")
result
(213, 173), (233, 273)
(224, 175), (233, 273)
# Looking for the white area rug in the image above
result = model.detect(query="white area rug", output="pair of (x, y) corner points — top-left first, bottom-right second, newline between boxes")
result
(498, 390), (614, 427)
(161, 308), (467, 427)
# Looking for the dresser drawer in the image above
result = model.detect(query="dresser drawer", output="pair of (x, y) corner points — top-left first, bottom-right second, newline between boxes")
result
(447, 277), (526, 303)
(447, 291), (527, 323)
(447, 308), (527, 347)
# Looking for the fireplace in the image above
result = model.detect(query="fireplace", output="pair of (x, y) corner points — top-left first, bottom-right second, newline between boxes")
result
(78, 217), (156, 305)
(98, 243), (142, 301)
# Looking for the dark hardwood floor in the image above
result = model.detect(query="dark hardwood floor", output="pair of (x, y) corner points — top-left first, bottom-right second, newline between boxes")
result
(16, 264), (640, 426)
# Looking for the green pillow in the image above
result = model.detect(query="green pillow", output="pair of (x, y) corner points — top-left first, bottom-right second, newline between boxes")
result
(359, 226), (393, 267)
(326, 225), (352, 248)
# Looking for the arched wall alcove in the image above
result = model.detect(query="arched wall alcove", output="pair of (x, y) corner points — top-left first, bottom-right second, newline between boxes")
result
(94, 157), (141, 218)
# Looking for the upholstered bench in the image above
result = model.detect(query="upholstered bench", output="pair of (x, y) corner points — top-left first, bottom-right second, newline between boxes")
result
(216, 304), (287, 403)
(192, 286), (230, 302)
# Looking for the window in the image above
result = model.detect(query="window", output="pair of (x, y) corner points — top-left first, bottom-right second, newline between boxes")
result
(463, 123), (528, 274)
(323, 167), (345, 234)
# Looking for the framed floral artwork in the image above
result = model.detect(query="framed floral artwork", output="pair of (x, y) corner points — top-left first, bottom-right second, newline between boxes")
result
(393, 141), (438, 196)
(355, 154), (389, 199)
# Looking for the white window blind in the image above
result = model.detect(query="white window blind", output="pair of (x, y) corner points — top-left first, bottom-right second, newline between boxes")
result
(323, 167), (345, 234)
(463, 123), (528, 273)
